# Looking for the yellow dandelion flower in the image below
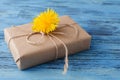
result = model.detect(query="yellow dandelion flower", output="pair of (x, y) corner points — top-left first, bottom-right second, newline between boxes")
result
(32, 8), (59, 34)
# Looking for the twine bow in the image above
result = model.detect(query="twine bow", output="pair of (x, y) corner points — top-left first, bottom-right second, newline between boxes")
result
(8, 23), (78, 74)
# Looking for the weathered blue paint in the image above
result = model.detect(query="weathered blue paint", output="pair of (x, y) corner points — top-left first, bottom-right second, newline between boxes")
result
(0, 0), (120, 80)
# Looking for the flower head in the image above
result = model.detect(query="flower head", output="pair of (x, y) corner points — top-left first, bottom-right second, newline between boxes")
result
(32, 8), (59, 34)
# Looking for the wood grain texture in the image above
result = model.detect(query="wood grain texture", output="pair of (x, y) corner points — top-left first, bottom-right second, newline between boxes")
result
(0, 0), (120, 80)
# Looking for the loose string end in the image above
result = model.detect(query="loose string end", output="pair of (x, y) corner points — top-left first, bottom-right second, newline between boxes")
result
(62, 58), (69, 75)
(62, 63), (68, 75)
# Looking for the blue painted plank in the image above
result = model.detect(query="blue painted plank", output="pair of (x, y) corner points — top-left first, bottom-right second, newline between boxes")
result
(0, 0), (120, 80)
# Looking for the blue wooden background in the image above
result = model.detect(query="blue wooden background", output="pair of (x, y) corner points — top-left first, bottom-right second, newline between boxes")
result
(0, 0), (120, 80)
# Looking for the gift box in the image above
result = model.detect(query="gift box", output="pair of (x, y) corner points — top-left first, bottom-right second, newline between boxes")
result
(4, 15), (91, 70)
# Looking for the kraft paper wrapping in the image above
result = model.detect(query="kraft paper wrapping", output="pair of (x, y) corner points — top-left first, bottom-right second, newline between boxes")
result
(4, 15), (91, 70)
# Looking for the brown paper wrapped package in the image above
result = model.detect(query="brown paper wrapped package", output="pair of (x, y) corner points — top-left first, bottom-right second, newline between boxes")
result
(4, 15), (91, 70)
